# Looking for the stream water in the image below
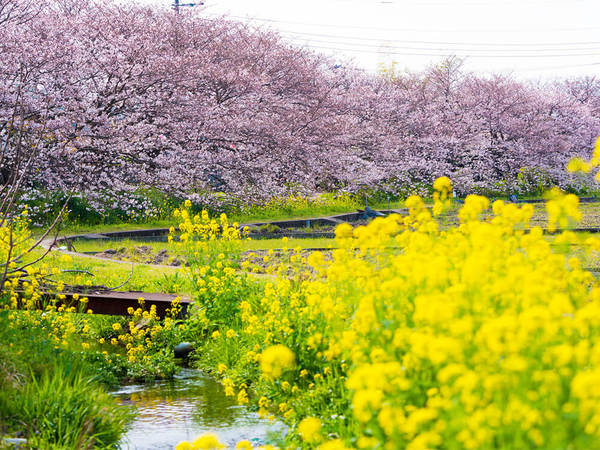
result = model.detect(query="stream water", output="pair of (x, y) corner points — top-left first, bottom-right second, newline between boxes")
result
(113, 368), (284, 449)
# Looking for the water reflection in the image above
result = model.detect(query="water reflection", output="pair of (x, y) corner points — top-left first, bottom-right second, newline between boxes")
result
(114, 368), (283, 449)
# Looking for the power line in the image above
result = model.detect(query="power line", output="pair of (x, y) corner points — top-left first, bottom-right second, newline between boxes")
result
(368, 1), (590, 6)
(275, 29), (600, 49)
(200, 12), (600, 75)
(282, 36), (600, 54)
(297, 43), (600, 58)
(205, 14), (600, 53)
(206, 13), (600, 34)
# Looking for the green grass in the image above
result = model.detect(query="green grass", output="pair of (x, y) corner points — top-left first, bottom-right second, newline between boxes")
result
(35, 194), (600, 241)
(36, 219), (174, 239)
(546, 231), (600, 270)
(67, 239), (173, 255)
(0, 361), (133, 448)
(69, 237), (337, 254)
(227, 201), (405, 224)
(241, 237), (335, 251)
(28, 249), (189, 295)
(29, 234), (333, 295)
(29, 201), (600, 294)
(35, 199), (406, 239)
(0, 311), (133, 448)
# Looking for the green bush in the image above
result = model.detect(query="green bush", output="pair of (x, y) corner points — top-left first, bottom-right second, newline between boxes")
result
(0, 311), (133, 448)
(516, 166), (554, 196)
(0, 361), (132, 449)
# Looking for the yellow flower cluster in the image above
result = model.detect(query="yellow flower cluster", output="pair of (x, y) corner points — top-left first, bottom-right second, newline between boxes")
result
(260, 345), (295, 379)
(170, 204), (249, 323)
(567, 136), (600, 181)
(176, 433), (279, 450)
(175, 433), (225, 450)
(109, 301), (172, 364)
(432, 176), (453, 216)
(1, 213), (100, 353)
(298, 417), (322, 444)
(545, 187), (582, 232)
(172, 206), (243, 243)
(212, 177), (600, 448)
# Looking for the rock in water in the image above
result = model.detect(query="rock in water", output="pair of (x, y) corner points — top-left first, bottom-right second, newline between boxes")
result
(174, 342), (194, 358)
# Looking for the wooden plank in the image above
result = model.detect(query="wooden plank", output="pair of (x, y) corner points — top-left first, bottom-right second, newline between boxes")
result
(18, 290), (190, 318)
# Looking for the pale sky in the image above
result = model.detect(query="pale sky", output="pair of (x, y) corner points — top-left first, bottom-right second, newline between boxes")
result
(136, 0), (600, 79)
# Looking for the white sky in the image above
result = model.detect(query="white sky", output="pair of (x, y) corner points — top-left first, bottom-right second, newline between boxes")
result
(136, 0), (600, 79)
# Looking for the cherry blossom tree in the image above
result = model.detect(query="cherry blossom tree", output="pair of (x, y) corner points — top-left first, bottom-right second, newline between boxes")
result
(1, 0), (599, 220)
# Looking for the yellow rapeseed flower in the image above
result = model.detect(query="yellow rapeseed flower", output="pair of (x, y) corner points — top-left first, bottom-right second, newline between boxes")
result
(260, 345), (295, 379)
(298, 417), (322, 444)
(191, 433), (225, 449)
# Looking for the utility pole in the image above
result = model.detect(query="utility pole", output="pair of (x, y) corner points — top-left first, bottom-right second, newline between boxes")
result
(173, 0), (203, 14)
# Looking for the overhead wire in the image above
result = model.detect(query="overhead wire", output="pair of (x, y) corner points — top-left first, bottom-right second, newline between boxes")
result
(274, 29), (600, 48)
(204, 13), (600, 34)
(297, 43), (600, 58)
(203, 15), (600, 55)
(328, 0), (592, 5)
(204, 14), (600, 55)
(201, 10), (600, 74)
(279, 36), (600, 54)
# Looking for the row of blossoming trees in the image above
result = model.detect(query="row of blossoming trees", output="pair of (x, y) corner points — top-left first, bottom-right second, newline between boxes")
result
(1, 0), (599, 216)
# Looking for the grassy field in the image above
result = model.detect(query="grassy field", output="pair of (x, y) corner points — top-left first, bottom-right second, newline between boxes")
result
(28, 200), (600, 295)
(228, 200), (406, 224)
(9, 194), (600, 448)
(44, 201), (404, 237)
(28, 248), (187, 294)
(69, 236), (336, 254)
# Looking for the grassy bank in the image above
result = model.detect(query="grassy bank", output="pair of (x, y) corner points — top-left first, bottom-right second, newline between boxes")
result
(40, 194), (405, 238)
(7, 189), (600, 448)
(23, 248), (187, 295)
(0, 310), (133, 448)
(168, 191), (600, 448)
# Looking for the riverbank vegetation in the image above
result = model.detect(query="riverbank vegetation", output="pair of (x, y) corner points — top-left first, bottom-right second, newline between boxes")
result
(0, 310), (133, 448)
(3, 1), (600, 229)
(2, 0), (600, 447)
(169, 177), (600, 448)
(4, 175), (600, 447)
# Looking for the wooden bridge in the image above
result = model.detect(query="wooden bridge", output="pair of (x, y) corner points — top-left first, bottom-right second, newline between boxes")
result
(17, 288), (190, 318)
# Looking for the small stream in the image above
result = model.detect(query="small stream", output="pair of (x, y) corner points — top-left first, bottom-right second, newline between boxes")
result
(113, 368), (284, 449)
